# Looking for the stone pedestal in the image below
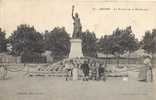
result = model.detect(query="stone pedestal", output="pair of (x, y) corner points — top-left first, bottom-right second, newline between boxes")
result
(69, 39), (83, 58)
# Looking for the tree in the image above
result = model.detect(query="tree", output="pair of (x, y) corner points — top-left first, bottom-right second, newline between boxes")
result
(98, 35), (113, 67)
(44, 27), (70, 61)
(81, 30), (97, 57)
(142, 29), (156, 54)
(112, 26), (139, 66)
(151, 29), (156, 53)
(0, 28), (7, 53)
(98, 26), (139, 67)
(119, 26), (139, 53)
(117, 26), (139, 64)
(10, 24), (44, 61)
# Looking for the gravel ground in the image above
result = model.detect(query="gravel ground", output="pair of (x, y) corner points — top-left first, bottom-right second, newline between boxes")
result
(0, 68), (156, 100)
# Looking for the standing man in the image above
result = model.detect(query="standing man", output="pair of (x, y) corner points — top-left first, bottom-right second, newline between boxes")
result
(81, 60), (90, 81)
(64, 60), (73, 81)
(98, 64), (106, 81)
(90, 62), (97, 80)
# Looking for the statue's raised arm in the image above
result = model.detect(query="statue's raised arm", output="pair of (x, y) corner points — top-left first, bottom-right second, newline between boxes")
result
(72, 5), (75, 19)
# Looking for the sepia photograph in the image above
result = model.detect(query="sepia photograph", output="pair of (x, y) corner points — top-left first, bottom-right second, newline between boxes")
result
(0, 0), (156, 100)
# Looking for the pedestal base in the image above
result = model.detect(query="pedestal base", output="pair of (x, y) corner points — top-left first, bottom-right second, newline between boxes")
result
(69, 39), (83, 58)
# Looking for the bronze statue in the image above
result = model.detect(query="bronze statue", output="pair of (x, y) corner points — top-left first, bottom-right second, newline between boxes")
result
(72, 5), (82, 39)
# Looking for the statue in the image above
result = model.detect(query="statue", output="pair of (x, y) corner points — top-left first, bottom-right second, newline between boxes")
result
(69, 5), (83, 58)
(72, 5), (82, 39)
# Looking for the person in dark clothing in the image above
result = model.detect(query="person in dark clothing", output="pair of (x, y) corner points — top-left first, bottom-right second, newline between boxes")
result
(64, 60), (73, 81)
(98, 64), (106, 81)
(81, 60), (90, 81)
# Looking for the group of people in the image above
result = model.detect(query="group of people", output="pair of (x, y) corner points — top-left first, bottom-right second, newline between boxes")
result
(64, 59), (106, 81)
(64, 54), (154, 82)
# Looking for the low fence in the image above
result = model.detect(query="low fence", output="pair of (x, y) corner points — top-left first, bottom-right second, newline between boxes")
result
(0, 55), (20, 63)
(21, 56), (46, 63)
(98, 57), (156, 66)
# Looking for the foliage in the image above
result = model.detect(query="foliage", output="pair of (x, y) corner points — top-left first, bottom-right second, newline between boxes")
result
(142, 29), (156, 54)
(98, 35), (113, 54)
(44, 27), (70, 61)
(81, 30), (97, 57)
(98, 26), (139, 67)
(0, 28), (7, 52)
(10, 24), (44, 56)
(98, 26), (139, 56)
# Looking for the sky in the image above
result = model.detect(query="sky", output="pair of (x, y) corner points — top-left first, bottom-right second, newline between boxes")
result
(0, 0), (156, 40)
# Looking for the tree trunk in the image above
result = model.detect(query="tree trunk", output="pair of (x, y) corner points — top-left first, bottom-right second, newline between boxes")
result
(128, 53), (130, 65)
(105, 53), (108, 67)
(151, 52), (154, 82)
(151, 52), (154, 67)
(117, 55), (120, 68)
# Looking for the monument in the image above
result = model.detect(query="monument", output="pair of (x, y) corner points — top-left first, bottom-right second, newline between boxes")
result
(69, 5), (83, 58)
